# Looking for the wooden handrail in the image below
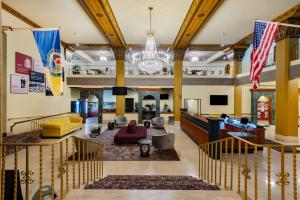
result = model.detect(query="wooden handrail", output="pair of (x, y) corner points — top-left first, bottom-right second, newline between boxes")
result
(7, 116), (44, 121)
(10, 112), (77, 132)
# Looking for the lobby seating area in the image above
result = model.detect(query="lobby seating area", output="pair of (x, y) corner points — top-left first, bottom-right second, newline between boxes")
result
(114, 120), (147, 144)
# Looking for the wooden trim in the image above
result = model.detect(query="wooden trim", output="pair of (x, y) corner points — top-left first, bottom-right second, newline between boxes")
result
(250, 89), (276, 93)
(173, 0), (224, 49)
(135, 88), (162, 91)
(234, 3), (300, 47)
(77, 0), (126, 48)
(80, 88), (103, 91)
(1, 2), (74, 52)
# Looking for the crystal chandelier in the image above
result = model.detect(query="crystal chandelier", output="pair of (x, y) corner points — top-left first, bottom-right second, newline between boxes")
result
(131, 7), (172, 74)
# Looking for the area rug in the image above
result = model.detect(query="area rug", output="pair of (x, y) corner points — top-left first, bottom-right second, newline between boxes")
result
(70, 128), (180, 161)
(264, 139), (300, 153)
(85, 175), (220, 190)
(3, 132), (42, 156)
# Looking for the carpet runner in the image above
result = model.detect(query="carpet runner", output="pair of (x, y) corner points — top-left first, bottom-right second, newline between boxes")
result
(85, 175), (220, 190)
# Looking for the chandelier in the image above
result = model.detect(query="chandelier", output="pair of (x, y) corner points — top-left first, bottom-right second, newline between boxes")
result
(131, 7), (172, 74)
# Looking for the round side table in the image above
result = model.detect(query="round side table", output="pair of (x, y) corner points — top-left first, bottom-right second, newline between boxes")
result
(108, 121), (115, 130)
(143, 120), (151, 129)
(137, 139), (151, 157)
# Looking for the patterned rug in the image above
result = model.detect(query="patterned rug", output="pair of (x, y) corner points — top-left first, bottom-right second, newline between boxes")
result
(71, 128), (180, 161)
(85, 175), (220, 190)
(3, 132), (42, 156)
(264, 139), (300, 153)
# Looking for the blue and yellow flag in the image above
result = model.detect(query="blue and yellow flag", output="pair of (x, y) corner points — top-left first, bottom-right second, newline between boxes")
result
(32, 29), (63, 96)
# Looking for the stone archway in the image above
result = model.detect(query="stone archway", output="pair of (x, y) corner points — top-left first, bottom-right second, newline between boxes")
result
(80, 89), (103, 124)
(251, 89), (275, 124)
(138, 91), (160, 124)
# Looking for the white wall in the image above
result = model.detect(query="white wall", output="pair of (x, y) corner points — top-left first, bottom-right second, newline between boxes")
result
(182, 85), (234, 115)
(5, 31), (71, 133)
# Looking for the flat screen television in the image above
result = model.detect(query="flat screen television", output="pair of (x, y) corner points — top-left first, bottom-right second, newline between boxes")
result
(112, 87), (127, 95)
(240, 117), (249, 125)
(210, 95), (228, 105)
(160, 94), (169, 100)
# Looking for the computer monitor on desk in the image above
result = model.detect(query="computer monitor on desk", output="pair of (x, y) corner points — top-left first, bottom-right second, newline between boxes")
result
(240, 117), (249, 125)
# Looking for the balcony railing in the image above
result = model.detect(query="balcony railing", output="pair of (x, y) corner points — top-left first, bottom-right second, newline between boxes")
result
(183, 66), (232, 78)
(67, 64), (232, 78)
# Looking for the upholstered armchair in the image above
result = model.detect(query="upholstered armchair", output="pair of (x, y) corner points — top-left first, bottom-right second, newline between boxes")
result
(114, 116), (128, 128)
(151, 116), (164, 128)
(152, 133), (175, 151)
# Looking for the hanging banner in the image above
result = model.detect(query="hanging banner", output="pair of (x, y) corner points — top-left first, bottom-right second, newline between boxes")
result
(32, 29), (63, 96)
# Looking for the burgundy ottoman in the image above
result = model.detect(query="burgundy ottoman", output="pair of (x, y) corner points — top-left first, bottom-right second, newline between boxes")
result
(114, 120), (147, 144)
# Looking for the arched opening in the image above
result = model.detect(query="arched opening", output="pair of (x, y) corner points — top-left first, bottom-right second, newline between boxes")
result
(142, 95), (157, 120)
(256, 95), (272, 126)
(86, 94), (99, 124)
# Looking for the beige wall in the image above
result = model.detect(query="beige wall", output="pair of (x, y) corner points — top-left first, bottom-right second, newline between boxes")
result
(6, 31), (71, 133)
(182, 85), (234, 115)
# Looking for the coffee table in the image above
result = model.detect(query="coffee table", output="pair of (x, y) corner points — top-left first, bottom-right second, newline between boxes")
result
(137, 139), (151, 157)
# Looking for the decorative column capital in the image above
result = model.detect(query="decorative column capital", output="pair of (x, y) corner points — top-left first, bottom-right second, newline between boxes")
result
(233, 48), (247, 61)
(174, 48), (186, 61)
(113, 48), (126, 60)
(276, 18), (300, 42)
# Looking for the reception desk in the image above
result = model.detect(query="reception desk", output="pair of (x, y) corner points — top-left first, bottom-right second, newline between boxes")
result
(180, 112), (222, 144)
(180, 112), (265, 145)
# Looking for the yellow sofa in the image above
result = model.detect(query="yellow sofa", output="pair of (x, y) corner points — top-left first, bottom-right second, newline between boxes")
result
(42, 116), (83, 138)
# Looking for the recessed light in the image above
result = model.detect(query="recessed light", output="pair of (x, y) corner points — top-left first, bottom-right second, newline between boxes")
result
(75, 43), (80, 47)
(191, 56), (199, 62)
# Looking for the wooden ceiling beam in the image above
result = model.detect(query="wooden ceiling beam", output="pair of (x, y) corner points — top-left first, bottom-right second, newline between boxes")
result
(234, 3), (300, 47)
(77, 0), (126, 48)
(2, 2), (75, 52)
(188, 44), (231, 51)
(173, 0), (224, 49)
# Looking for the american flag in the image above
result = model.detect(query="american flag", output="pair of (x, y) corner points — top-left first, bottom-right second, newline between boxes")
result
(250, 20), (279, 88)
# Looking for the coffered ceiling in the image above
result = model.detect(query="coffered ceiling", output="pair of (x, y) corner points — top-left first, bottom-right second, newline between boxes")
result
(2, 0), (300, 51)
(191, 0), (300, 45)
(2, 0), (108, 44)
(108, 0), (193, 45)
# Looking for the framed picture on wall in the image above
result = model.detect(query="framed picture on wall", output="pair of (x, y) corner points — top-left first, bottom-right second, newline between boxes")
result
(33, 59), (44, 73)
(15, 52), (32, 75)
(29, 71), (45, 93)
(10, 74), (29, 94)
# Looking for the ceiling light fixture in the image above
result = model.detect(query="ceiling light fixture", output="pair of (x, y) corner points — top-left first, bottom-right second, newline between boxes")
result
(130, 7), (172, 74)
(191, 56), (199, 62)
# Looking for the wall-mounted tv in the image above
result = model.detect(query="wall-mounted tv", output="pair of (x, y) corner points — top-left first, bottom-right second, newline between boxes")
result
(160, 94), (169, 100)
(210, 95), (228, 105)
(112, 87), (127, 95)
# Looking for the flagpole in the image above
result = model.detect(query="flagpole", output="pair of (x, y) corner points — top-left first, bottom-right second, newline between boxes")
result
(2, 26), (60, 31)
(256, 19), (300, 28)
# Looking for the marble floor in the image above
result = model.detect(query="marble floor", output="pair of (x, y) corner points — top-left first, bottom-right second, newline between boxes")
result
(3, 122), (300, 200)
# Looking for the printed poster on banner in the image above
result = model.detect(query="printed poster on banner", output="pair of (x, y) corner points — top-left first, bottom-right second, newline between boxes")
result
(10, 74), (29, 94)
(15, 52), (32, 75)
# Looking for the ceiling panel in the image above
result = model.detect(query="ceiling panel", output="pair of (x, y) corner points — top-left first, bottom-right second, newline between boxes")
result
(2, 0), (109, 44)
(108, 0), (193, 44)
(192, 0), (300, 45)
